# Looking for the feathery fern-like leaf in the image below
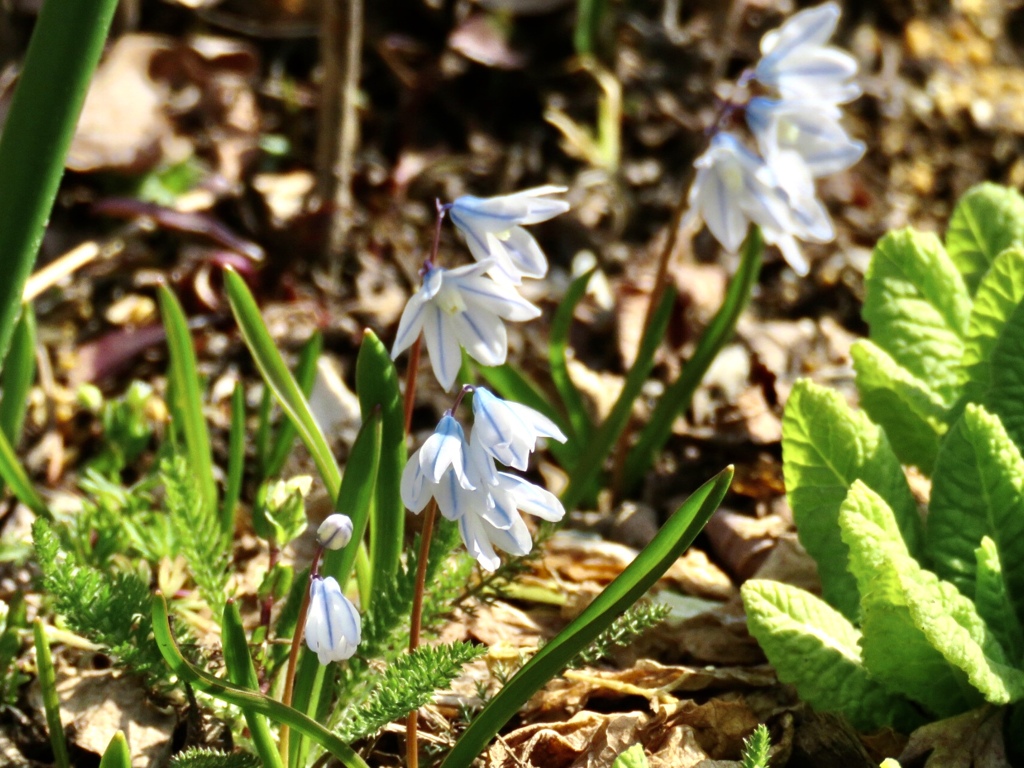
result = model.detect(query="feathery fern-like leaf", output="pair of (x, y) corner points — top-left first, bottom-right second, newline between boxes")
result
(167, 748), (260, 768)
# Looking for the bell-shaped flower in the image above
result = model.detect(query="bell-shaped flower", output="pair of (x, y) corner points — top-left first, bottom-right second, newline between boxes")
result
(457, 470), (566, 572)
(305, 576), (361, 664)
(471, 387), (567, 471)
(746, 97), (865, 177)
(391, 261), (541, 391)
(401, 414), (476, 516)
(754, 2), (860, 104)
(449, 186), (570, 284)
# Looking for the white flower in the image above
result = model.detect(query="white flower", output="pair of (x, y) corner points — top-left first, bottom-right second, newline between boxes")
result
(317, 514), (353, 550)
(449, 186), (570, 284)
(401, 414), (476, 517)
(470, 387), (567, 471)
(754, 2), (860, 104)
(391, 261), (541, 391)
(746, 97), (865, 177)
(305, 576), (361, 664)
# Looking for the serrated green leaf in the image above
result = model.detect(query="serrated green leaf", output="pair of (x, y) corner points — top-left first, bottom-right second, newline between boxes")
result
(840, 481), (1024, 713)
(852, 340), (948, 473)
(862, 228), (970, 404)
(782, 379), (922, 619)
(974, 536), (1024, 664)
(611, 744), (649, 768)
(741, 579), (921, 732)
(928, 405), (1024, 623)
(959, 247), (1024, 409)
(946, 182), (1024, 294)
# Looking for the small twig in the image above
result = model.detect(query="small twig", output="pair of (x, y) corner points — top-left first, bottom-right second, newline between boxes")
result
(406, 498), (438, 768)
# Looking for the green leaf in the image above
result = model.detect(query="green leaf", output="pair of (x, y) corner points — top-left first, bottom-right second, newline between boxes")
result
(851, 340), (948, 473)
(739, 725), (771, 768)
(34, 621), (69, 768)
(0, 428), (48, 519)
(946, 182), (1024, 294)
(0, 304), (36, 444)
(741, 579), (921, 732)
(263, 331), (322, 479)
(927, 404), (1024, 616)
(167, 749), (261, 768)
(840, 481), (1024, 714)
(98, 732), (131, 768)
(159, 285), (217, 518)
(220, 382), (245, 536)
(959, 247), (1024, 409)
(862, 228), (970, 405)
(974, 536), (1024, 664)
(611, 744), (649, 768)
(355, 329), (406, 593)
(984, 299), (1024, 449)
(560, 285), (677, 510)
(549, 268), (596, 443)
(442, 466), (732, 767)
(782, 379), (922, 619)
(223, 268), (341, 499)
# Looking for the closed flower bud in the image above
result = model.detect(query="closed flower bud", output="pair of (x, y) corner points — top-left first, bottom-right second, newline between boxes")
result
(317, 514), (354, 550)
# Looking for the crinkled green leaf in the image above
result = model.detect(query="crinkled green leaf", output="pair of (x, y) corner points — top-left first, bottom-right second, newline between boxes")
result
(927, 404), (1024, 615)
(840, 481), (1024, 714)
(741, 579), (921, 732)
(851, 339), (948, 473)
(974, 536), (1024, 663)
(782, 379), (922, 619)
(985, 299), (1024, 450)
(959, 248), (1024, 409)
(862, 228), (970, 404)
(946, 182), (1024, 295)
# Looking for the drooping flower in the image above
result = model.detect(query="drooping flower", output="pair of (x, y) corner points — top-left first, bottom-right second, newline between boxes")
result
(391, 261), (541, 391)
(449, 186), (570, 284)
(753, 2), (860, 104)
(470, 387), (567, 471)
(745, 97), (865, 178)
(305, 576), (361, 664)
(400, 414), (477, 518)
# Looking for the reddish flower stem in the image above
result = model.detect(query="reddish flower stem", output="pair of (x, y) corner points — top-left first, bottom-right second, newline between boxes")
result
(279, 545), (323, 763)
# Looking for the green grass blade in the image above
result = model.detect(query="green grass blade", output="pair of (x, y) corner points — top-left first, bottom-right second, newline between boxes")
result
(550, 269), (595, 443)
(560, 286), (677, 510)
(33, 620), (69, 768)
(0, 428), (48, 519)
(221, 382), (246, 536)
(623, 228), (763, 492)
(355, 330), (405, 592)
(264, 332), (322, 479)
(151, 597), (368, 768)
(255, 386), (273, 474)
(442, 466), (733, 766)
(158, 285), (217, 517)
(222, 601), (284, 768)
(0, 304), (36, 442)
(574, 0), (608, 56)
(0, 0), (118, 365)
(98, 732), (131, 768)
(223, 269), (341, 499)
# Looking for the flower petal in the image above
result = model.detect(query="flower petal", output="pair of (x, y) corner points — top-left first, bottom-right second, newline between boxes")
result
(497, 473), (566, 522)
(456, 274), (541, 322)
(422, 304), (463, 391)
(390, 288), (429, 359)
(450, 303), (507, 367)
(500, 227), (549, 279)
(459, 511), (501, 571)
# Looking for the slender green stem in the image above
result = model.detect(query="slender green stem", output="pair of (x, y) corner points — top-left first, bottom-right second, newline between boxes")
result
(33, 621), (69, 768)
(151, 597), (369, 768)
(0, 0), (118, 365)
(222, 382), (246, 536)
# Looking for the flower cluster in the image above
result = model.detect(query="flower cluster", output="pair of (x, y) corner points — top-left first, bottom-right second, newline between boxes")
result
(688, 2), (864, 275)
(401, 387), (566, 571)
(391, 187), (569, 391)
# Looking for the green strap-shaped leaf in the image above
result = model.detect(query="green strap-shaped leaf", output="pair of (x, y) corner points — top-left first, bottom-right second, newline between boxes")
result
(221, 383), (246, 536)
(974, 536), (1024, 664)
(851, 339), (949, 473)
(98, 732), (131, 768)
(841, 481), (1024, 713)
(355, 330), (405, 592)
(927, 404), (1024, 615)
(34, 620), (69, 768)
(0, 304), (36, 444)
(549, 267), (596, 443)
(946, 183), (1024, 295)
(263, 331), (322, 479)
(862, 228), (970, 405)
(223, 269), (341, 499)
(442, 466), (732, 766)
(782, 379), (922, 619)
(0, 412), (48, 519)
(959, 248), (1024, 409)
(741, 580), (921, 732)
(159, 286), (217, 518)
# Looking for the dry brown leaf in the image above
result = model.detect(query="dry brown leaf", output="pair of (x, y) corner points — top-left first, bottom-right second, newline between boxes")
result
(899, 707), (1009, 768)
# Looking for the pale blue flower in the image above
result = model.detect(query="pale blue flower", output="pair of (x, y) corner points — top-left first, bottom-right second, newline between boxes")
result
(754, 2), (860, 104)
(400, 414), (476, 516)
(471, 387), (567, 471)
(746, 97), (865, 177)
(305, 576), (361, 664)
(391, 261), (541, 391)
(449, 185), (570, 284)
